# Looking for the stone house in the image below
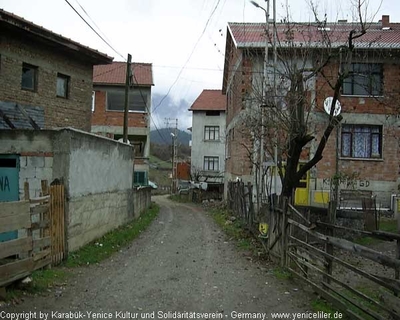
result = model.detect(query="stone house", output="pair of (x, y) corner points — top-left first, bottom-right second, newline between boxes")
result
(189, 89), (226, 183)
(223, 15), (400, 209)
(0, 9), (113, 131)
(91, 62), (153, 186)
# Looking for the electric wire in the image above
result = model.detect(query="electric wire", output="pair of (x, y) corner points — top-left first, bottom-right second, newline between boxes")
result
(152, 0), (222, 113)
(63, 0), (125, 61)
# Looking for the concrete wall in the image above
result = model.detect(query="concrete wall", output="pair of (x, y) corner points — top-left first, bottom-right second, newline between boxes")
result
(191, 110), (226, 181)
(0, 130), (55, 198)
(0, 128), (151, 252)
(0, 33), (94, 131)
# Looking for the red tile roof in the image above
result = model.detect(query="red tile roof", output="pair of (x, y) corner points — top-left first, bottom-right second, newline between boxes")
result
(228, 15), (400, 49)
(189, 90), (226, 111)
(0, 9), (113, 64)
(93, 62), (153, 86)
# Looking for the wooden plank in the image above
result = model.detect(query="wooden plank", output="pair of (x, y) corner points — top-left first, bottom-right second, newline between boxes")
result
(29, 195), (50, 204)
(31, 219), (50, 230)
(0, 258), (33, 285)
(0, 201), (30, 218)
(33, 255), (52, 271)
(0, 213), (31, 233)
(288, 267), (365, 320)
(33, 237), (51, 250)
(33, 249), (51, 262)
(322, 282), (386, 320)
(289, 218), (400, 270)
(30, 203), (50, 215)
(290, 235), (400, 295)
(317, 221), (400, 242)
(24, 181), (30, 201)
(0, 270), (31, 288)
(289, 251), (399, 320)
(288, 203), (312, 226)
(0, 237), (32, 259)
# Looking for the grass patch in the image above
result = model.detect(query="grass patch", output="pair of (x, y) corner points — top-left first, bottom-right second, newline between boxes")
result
(312, 298), (339, 317)
(65, 203), (160, 267)
(379, 219), (398, 233)
(168, 194), (190, 203)
(4, 204), (160, 302)
(5, 269), (68, 301)
(353, 236), (381, 246)
(273, 267), (292, 280)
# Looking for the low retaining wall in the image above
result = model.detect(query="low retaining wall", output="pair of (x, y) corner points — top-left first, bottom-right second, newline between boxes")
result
(68, 190), (135, 251)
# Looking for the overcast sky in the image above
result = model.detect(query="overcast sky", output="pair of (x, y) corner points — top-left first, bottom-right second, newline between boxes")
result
(1, 0), (398, 131)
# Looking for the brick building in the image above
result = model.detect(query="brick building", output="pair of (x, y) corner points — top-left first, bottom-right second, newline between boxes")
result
(0, 9), (113, 131)
(223, 15), (400, 209)
(91, 62), (154, 185)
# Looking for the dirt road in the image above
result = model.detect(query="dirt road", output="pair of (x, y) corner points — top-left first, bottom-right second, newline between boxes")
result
(3, 196), (313, 319)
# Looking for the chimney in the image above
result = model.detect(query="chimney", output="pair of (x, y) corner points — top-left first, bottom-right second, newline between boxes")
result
(382, 15), (390, 28)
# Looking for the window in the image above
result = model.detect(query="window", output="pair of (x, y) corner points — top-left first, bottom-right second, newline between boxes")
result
(206, 110), (220, 116)
(107, 91), (147, 112)
(21, 63), (38, 91)
(342, 63), (383, 96)
(203, 156), (219, 171)
(134, 171), (148, 186)
(204, 126), (220, 140)
(341, 125), (382, 159)
(56, 73), (70, 98)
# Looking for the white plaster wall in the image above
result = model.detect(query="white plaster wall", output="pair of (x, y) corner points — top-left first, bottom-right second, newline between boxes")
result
(68, 140), (133, 198)
(191, 110), (226, 173)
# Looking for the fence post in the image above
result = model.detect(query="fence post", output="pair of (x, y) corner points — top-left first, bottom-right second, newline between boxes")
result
(281, 196), (289, 268)
(247, 182), (254, 228)
(396, 215), (400, 280)
(325, 200), (337, 283)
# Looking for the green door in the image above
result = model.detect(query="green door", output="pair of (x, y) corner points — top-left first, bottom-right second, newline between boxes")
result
(0, 155), (20, 242)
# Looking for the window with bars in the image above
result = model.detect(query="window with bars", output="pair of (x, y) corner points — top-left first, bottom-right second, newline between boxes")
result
(341, 124), (382, 159)
(342, 63), (383, 96)
(203, 156), (219, 171)
(134, 171), (148, 186)
(204, 126), (220, 141)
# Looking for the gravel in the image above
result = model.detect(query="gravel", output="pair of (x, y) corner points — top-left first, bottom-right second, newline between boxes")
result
(3, 195), (313, 319)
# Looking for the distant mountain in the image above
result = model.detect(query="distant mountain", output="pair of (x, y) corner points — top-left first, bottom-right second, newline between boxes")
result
(150, 128), (191, 146)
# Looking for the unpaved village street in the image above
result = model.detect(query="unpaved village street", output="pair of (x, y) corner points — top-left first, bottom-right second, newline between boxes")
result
(3, 196), (314, 319)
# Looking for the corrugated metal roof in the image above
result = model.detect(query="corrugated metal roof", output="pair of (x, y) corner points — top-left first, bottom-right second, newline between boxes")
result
(228, 20), (400, 49)
(93, 62), (154, 86)
(0, 101), (44, 129)
(189, 90), (226, 111)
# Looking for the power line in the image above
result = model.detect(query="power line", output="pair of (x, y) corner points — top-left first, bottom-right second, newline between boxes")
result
(63, 0), (125, 61)
(152, 0), (222, 113)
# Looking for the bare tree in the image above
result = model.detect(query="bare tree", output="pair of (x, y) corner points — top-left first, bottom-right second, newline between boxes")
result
(233, 0), (392, 209)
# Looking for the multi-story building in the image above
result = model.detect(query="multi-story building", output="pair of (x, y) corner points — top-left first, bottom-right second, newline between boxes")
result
(189, 89), (226, 184)
(0, 9), (113, 131)
(91, 62), (153, 186)
(223, 15), (400, 209)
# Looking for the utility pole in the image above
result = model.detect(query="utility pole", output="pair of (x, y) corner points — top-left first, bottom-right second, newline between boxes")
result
(165, 118), (178, 193)
(123, 53), (132, 143)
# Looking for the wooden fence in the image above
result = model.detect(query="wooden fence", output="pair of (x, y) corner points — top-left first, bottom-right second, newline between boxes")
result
(226, 181), (400, 318)
(227, 181), (255, 230)
(0, 180), (65, 288)
(285, 203), (400, 320)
